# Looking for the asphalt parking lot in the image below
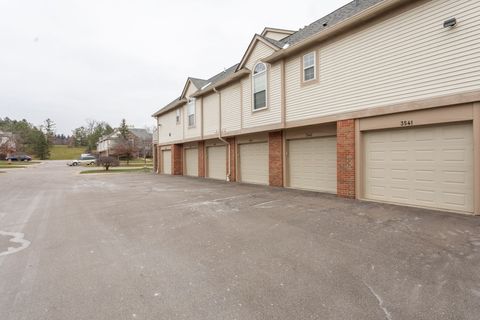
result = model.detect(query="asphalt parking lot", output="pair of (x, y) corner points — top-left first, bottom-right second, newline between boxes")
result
(1, 161), (480, 320)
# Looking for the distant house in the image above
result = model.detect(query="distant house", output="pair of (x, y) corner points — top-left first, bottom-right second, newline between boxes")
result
(0, 131), (16, 159)
(97, 128), (152, 158)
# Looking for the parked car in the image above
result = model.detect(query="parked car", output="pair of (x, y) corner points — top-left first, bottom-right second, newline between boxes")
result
(5, 155), (32, 161)
(67, 155), (97, 166)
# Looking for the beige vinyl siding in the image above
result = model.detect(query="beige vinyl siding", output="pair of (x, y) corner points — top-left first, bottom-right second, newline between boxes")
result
(245, 41), (275, 70)
(285, 0), (480, 122)
(203, 93), (219, 136)
(363, 122), (474, 213)
(269, 63), (282, 120)
(158, 109), (183, 144)
(185, 82), (197, 98)
(241, 63), (282, 129)
(221, 83), (242, 133)
(184, 99), (201, 139)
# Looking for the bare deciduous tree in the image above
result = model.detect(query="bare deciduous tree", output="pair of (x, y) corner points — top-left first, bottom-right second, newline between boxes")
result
(111, 140), (138, 165)
(96, 156), (119, 171)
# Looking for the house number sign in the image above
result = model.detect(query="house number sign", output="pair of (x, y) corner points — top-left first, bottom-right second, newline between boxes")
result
(400, 120), (414, 127)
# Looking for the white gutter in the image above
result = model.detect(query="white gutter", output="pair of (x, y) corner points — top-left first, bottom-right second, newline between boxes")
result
(214, 87), (231, 182)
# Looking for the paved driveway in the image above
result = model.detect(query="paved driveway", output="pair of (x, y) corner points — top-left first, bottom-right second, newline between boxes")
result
(1, 161), (479, 320)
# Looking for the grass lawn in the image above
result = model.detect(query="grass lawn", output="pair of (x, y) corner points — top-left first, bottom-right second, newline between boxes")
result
(0, 164), (26, 169)
(0, 159), (44, 168)
(119, 159), (153, 167)
(49, 145), (87, 160)
(80, 167), (152, 174)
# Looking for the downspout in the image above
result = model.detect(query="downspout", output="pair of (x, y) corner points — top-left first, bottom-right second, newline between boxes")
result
(214, 87), (230, 181)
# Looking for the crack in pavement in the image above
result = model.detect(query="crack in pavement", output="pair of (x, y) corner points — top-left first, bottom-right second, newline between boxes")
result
(363, 281), (393, 320)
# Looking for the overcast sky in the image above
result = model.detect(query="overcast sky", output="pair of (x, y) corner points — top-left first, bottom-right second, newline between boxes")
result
(0, 0), (351, 135)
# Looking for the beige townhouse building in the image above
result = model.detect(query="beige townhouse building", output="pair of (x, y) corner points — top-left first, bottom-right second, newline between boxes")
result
(152, 0), (480, 216)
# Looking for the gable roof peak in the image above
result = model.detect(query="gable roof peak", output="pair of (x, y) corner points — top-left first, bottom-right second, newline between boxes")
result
(236, 34), (281, 72)
(260, 27), (295, 37)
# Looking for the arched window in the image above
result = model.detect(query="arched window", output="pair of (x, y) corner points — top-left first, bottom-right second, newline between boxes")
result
(252, 62), (267, 110)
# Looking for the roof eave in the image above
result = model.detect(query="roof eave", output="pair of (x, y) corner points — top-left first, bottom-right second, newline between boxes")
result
(260, 27), (296, 37)
(191, 69), (251, 98)
(264, 0), (411, 64)
(151, 98), (188, 118)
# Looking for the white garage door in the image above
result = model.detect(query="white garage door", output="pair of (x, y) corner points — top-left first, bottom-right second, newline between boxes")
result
(239, 142), (269, 185)
(162, 150), (171, 175)
(288, 136), (337, 193)
(184, 148), (198, 177)
(363, 122), (474, 213)
(207, 145), (227, 180)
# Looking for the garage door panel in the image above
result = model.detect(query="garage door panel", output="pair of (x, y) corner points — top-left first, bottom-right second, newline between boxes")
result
(390, 187), (409, 200)
(364, 122), (473, 213)
(415, 169), (434, 182)
(443, 148), (468, 162)
(442, 192), (467, 207)
(239, 142), (268, 185)
(442, 170), (467, 184)
(162, 150), (171, 175)
(288, 136), (337, 193)
(391, 131), (409, 142)
(207, 146), (226, 180)
(414, 149), (435, 161)
(185, 148), (198, 177)
(414, 189), (435, 203)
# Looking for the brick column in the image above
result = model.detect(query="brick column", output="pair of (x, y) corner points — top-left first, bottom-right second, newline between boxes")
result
(153, 144), (158, 173)
(157, 145), (162, 174)
(171, 144), (183, 175)
(226, 138), (236, 182)
(269, 131), (284, 187)
(198, 141), (205, 177)
(337, 119), (355, 198)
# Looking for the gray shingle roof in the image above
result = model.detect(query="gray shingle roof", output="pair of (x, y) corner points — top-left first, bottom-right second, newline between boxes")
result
(152, 96), (185, 117)
(189, 77), (209, 89)
(203, 63), (239, 88)
(261, 36), (283, 48)
(280, 0), (384, 46)
(129, 128), (153, 141)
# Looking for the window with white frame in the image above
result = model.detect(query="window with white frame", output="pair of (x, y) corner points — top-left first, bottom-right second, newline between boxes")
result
(303, 51), (316, 82)
(187, 98), (196, 127)
(176, 108), (181, 124)
(253, 62), (267, 110)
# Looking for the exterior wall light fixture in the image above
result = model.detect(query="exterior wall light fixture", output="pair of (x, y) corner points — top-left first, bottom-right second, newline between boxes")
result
(443, 17), (457, 28)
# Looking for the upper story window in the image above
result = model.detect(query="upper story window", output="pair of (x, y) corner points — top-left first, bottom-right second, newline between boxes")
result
(187, 98), (196, 127)
(253, 62), (267, 111)
(303, 51), (316, 82)
(176, 109), (181, 124)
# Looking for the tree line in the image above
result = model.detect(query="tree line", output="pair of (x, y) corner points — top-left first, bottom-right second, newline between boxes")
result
(70, 119), (114, 151)
(0, 117), (54, 159)
(1, 117), (148, 160)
